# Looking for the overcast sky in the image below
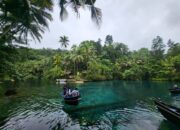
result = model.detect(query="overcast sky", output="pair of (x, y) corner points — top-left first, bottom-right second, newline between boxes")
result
(30, 0), (180, 50)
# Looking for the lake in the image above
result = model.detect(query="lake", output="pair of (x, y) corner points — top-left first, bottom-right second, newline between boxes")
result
(0, 80), (179, 130)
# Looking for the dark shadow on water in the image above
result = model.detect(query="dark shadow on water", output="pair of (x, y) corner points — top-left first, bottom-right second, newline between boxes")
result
(63, 100), (133, 112)
(0, 117), (7, 127)
(158, 119), (180, 130)
(170, 93), (180, 97)
(63, 100), (136, 124)
(4, 89), (17, 96)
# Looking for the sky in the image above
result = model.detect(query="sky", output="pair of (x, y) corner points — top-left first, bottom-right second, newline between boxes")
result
(30, 0), (180, 50)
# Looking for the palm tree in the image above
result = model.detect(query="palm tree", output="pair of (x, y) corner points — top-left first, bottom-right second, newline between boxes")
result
(59, 35), (69, 49)
(53, 54), (61, 67)
(59, 0), (102, 27)
(0, 0), (53, 45)
(70, 45), (84, 75)
(71, 44), (77, 52)
(0, 0), (101, 45)
(74, 54), (84, 74)
(80, 43), (96, 61)
(69, 50), (84, 75)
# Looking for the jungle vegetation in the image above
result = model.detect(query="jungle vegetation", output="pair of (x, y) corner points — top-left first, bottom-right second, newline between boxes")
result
(0, 35), (180, 81)
(0, 0), (179, 81)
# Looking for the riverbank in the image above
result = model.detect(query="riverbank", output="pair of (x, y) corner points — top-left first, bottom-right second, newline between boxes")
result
(1, 77), (180, 85)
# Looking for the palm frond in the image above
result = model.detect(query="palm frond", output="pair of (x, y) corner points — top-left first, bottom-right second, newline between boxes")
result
(89, 5), (102, 28)
(0, 0), (53, 45)
(31, 0), (54, 11)
(60, 6), (68, 21)
(70, 0), (80, 17)
(59, 0), (69, 21)
(78, 0), (86, 8)
(58, 0), (101, 27)
(29, 23), (44, 42)
(31, 7), (52, 28)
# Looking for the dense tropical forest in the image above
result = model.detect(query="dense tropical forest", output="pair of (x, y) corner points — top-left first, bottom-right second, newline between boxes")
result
(0, 35), (180, 81)
(0, 0), (179, 82)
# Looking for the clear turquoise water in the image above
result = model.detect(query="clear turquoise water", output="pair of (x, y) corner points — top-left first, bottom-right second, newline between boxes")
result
(0, 80), (179, 130)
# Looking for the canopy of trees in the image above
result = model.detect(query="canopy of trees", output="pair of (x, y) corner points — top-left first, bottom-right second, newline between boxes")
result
(1, 35), (179, 81)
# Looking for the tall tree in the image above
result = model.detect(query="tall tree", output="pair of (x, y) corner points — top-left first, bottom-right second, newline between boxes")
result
(151, 36), (165, 59)
(114, 42), (129, 58)
(105, 35), (113, 45)
(94, 38), (102, 55)
(69, 45), (84, 75)
(167, 39), (175, 48)
(167, 39), (180, 57)
(59, 35), (69, 49)
(73, 54), (84, 75)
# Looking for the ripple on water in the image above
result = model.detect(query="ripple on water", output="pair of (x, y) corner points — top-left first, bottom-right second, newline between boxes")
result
(79, 106), (163, 130)
(0, 97), (81, 130)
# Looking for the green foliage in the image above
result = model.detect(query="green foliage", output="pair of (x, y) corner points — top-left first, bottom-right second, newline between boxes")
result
(46, 66), (64, 79)
(167, 41), (180, 57)
(105, 35), (113, 45)
(86, 59), (112, 81)
(14, 59), (46, 80)
(0, 35), (180, 82)
(151, 36), (166, 60)
(0, 44), (17, 80)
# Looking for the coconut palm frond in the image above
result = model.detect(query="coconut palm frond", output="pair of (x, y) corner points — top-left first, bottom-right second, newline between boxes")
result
(60, 6), (68, 21)
(58, 0), (101, 27)
(78, 0), (86, 8)
(89, 5), (102, 27)
(29, 24), (44, 42)
(32, 7), (52, 28)
(85, 0), (96, 5)
(69, 0), (80, 18)
(33, 0), (54, 11)
(0, 0), (53, 44)
(59, 0), (68, 21)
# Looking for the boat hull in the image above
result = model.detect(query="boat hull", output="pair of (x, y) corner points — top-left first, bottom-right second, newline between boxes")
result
(64, 98), (80, 105)
(154, 100), (180, 125)
(169, 88), (180, 94)
(63, 95), (80, 105)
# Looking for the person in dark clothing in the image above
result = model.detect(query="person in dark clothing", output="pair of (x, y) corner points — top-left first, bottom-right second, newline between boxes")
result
(63, 84), (68, 95)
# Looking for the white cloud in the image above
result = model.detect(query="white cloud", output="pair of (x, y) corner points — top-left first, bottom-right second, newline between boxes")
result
(30, 0), (180, 50)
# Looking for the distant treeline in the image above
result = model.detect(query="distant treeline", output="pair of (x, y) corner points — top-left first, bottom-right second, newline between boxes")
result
(0, 35), (180, 81)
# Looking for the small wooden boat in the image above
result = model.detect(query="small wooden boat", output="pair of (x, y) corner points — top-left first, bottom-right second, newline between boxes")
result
(154, 100), (180, 125)
(62, 88), (80, 105)
(169, 87), (180, 94)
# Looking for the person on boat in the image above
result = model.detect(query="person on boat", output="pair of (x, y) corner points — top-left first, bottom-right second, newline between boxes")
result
(173, 84), (178, 88)
(63, 84), (68, 96)
(71, 88), (79, 97)
(65, 89), (72, 95)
